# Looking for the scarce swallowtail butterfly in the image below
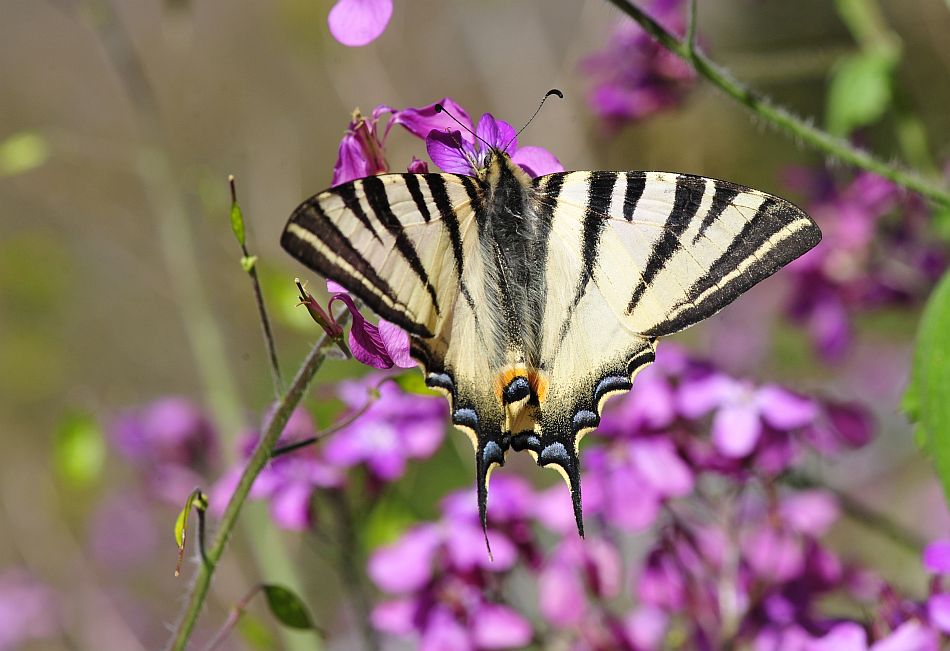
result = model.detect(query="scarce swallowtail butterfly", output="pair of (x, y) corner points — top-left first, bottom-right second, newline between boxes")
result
(281, 113), (821, 541)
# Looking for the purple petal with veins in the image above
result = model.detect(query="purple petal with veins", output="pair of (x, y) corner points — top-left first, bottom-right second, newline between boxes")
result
(511, 146), (564, 177)
(476, 113), (516, 151)
(378, 319), (414, 368)
(426, 130), (473, 174)
(327, 0), (393, 47)
(392, 98), (473, 141)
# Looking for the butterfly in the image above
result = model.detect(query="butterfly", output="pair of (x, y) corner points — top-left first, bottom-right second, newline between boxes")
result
(281, 144), (821, 540)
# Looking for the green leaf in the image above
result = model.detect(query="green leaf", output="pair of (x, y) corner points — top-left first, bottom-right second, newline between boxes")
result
(391, 370), (438, 396)
(236, 613), (278, 650)
(53, 412), (105, 488)
(262, 585), (314, 630)
(910, 270), (950, 505)
(0, 131), (49, 176)
(826, 51), (895, 136)
(230, 195), (246, 247)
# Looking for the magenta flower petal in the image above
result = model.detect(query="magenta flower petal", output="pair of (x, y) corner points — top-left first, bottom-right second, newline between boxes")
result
(329, 292), (395, 369)
(446, 524), (516, 571)
(378, 319), (414, 368)
(269, 482), (314, 531)
(743, 528), (804, 582)
(923, 540), (950, 574)
(407, 156), (429, 174)
(539, 562), (585, 626)
(327, 0), (393, 47)
(929, 594), (950, 633)
(371, 599), (416, 635)
(630, 438), (693, 497)
(757, 385), (818, 430)
(511, 146), (565, 177)
(780, 491), (839, 536)
(332, 132), (371, 185)
(623, 607), (668, 650)
(807, 622), (868, 651)
(475, 113), (517, 151)
(368, 524), (440, 593)
(471, 603), (533, 649)
(426, 130), (472, 174)
(421, 608), (474, 651)
(677, 374), (736, 419)
(392, 98), (473, 141)
(712, 403), (761, 457)
(869, 621), (937, 651)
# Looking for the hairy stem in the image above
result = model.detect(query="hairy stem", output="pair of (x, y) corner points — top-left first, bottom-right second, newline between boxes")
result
(605, 0), (950, 208)
(167, 317), (349, 651)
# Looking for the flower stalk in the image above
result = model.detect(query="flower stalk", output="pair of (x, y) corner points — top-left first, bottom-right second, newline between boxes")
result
(605, 0), (950, 208)
(167, 309), (350, 651)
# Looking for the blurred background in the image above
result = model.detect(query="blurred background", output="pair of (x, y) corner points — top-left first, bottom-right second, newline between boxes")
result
(2, 0), (950, 649)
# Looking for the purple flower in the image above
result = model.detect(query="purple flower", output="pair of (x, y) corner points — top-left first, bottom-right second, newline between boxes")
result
(110, 397), (217, 504)
(581, 0), (695, 128)
(784, 169), (944, 360)
(923, 540), (950, 574)
(327, 0), (393, 47)
(324, 374), (445, 481)
(678, 373), (818, 458)
(539, 536), (622, 627)
(425, 112), (563, 178)
(0, 569), (59, 650)
(211, 408), (343, 530)
(368, 500), (531, 650)
(326, 281), (413, 369)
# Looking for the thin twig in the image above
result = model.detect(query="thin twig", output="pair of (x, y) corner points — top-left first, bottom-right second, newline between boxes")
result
(605, 0), (950, 208)
(685, 0), (698, 60)
(230, 175), (284, 397)
(202, 585), (261, 651)
(167, 311), (351, 651)
(271, 378), (388, 457)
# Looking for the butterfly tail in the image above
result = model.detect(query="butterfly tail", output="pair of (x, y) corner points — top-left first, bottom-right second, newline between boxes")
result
(476, 427), (509, 559)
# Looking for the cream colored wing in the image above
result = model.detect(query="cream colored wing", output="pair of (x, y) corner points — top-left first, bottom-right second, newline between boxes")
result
(526, 170), (821, 534)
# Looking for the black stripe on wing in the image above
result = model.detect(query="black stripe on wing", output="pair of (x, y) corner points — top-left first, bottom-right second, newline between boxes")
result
(644, 194), (821, 337)
(361, 175), (443, 317)
(281, 196), (436, 336)
(625, 174), (705, 316)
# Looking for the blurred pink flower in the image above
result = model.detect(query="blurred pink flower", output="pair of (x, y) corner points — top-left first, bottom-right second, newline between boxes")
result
(324, 373), (446, 480)
(327, 0), (393, 47)
(0, 570), (58, 651)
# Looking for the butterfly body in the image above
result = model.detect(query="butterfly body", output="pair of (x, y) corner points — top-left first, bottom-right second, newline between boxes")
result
(282, 149), (821, 537)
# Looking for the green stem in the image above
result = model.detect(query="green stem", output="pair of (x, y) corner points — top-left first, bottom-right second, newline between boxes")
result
(167, 319), (349, 651)
(685, 0), (698, 60)
(605, 0), (950, 208)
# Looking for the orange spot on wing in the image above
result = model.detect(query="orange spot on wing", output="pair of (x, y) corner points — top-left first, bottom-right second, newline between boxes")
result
(528, 370), (549, 404)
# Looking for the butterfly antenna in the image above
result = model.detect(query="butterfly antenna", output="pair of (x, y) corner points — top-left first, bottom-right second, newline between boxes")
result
(503, 88), (563, 153)
(434, 103), (493, 153)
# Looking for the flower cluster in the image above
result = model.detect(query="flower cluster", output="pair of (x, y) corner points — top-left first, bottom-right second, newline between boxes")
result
(581, 0), (696, 128)
(331, 97), (563, 186)
(784, 169), (945, 360)
(364, 346), (879, 649)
